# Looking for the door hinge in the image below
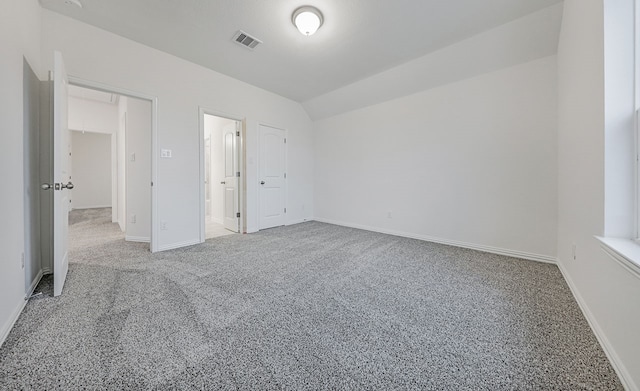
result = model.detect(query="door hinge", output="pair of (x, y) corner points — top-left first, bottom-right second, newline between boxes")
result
(236, 171), (240, 177)
(284, 173), (287, 179)
(236, 130), (240, 137)
(151, 181), (154, 187)
(236, 212), (240, 218)
(284, 138), (286, 144)
(284, 208), (287, 213)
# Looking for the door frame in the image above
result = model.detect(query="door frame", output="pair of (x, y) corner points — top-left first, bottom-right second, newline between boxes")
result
(198, 107), (245, 242)
(257, 122), (288, 230)
(68, 76), (159, 252)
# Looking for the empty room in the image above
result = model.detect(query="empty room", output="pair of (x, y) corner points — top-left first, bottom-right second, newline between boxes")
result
(1, 0), (639, 389)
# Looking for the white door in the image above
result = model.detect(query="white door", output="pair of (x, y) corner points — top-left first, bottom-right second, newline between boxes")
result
(222, 122), (239, 232)
(52, 51), (71, 297)
(258, 124), (286, 229)
(204, 136), (211, 219)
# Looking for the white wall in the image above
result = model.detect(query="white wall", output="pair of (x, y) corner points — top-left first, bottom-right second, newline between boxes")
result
(41, 10), (315, 250)
(68, 96), (118, 211)
(0, 0), (43, 345)
(125, 96), (152, 242)
(68, 96), (118, 134)
(314, 56), (558, 261)
(557, 1), (640, 389)
(70, 131), (112, 209)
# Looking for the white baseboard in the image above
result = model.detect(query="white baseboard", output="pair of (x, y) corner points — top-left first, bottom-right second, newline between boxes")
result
(0, 298), (28, 348)
(125, 236), (150, 243)
(286, 218), (311, 226)
(157, 239), (200, 252)
(312, 217), (557, 264)
(557, 262), (637, 391)
(42, 267), (52, 275)
(71, 205), (111, 210)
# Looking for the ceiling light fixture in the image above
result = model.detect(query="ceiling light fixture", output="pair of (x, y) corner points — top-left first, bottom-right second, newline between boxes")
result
(292, 6), (323, 36)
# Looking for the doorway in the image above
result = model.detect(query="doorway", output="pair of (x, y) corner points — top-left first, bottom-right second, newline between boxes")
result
(200, 110), (244, 240)
(66, 85), (153, 248)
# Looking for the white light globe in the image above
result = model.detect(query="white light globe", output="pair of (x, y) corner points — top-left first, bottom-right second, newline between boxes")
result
(295, 11), (321, 35)
(292, 6), (324, 36)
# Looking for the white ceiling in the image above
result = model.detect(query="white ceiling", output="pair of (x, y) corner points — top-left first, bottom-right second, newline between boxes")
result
(39, 0), (563, 103)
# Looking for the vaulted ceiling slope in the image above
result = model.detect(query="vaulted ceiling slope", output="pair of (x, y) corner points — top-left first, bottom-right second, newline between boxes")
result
(39, 0), (563, 109)
(305, 4), (563, 120)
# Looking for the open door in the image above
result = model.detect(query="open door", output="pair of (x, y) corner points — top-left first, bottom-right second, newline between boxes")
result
(51, 51), (72, 296)
(222, 122), (239, 232)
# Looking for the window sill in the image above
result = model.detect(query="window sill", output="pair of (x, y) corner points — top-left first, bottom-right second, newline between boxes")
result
(595, 236), (640, 279)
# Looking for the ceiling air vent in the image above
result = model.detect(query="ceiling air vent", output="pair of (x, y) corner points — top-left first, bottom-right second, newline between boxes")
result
(233, 30), (262, 50)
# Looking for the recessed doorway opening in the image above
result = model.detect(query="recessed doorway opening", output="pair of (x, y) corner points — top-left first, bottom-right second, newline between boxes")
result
(200, 110), (245, 240)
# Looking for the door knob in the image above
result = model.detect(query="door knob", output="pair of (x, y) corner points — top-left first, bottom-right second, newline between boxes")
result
(41, 183), (53, 190)
(260, 181), (265, 185)
(61, 181), (74, 189)
(221, 181), (226, 184)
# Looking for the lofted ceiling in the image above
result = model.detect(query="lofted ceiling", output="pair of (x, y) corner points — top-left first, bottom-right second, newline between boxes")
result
(39, 0), (563, 103)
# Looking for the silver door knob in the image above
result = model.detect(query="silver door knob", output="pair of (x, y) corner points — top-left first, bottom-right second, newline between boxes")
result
(260, 181), (265, 185)
(61, 181), (74, 189)
(41, 183), (53, 190)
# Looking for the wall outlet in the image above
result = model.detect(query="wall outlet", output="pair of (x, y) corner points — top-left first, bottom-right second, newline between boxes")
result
(130, 153), (136, 162)
(130, 214), (136, 224)
(160, 221), (168, 231)
(571, 244), (576, 260)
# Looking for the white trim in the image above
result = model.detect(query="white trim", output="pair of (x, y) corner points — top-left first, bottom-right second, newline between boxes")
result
(71, 205), (112, 210)
(286, 218), (310, 226)
(557, 262), (638, 391)
(313, 217), (557, 264)
(635, 0), (639, 240)
(596, 236), (640, 279)
(0, 299), (28, 348)
(25, 269), (43, 299)
(111, 133), (117, 224)
(150, 97), (158, 252)
(67, 76), (159, 253)
(157, 239), (201, 252)
(125, 235), (150, 243)
(198, 107), (245, 243)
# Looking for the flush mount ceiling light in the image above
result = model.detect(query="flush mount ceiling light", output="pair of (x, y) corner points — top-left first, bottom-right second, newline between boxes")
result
(292, 6), (323, 36)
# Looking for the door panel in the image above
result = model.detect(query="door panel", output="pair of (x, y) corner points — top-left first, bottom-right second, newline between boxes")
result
(222, 122), (239, 232)
(53, 51), (70, 297)
(24, 59), (42, 296)
(258, 125), (285, 229)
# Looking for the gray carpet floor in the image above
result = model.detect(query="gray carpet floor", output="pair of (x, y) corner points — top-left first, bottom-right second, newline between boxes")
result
(0, 208), (623, 390)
